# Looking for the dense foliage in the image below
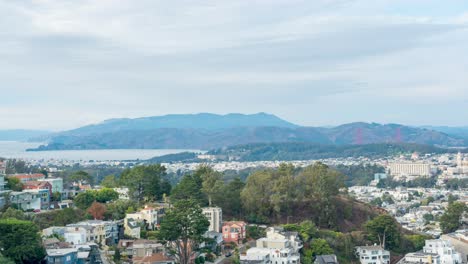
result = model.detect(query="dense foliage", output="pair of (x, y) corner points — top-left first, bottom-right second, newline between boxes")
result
(158, 199), (210, 264)
(0, 218), (46, 263)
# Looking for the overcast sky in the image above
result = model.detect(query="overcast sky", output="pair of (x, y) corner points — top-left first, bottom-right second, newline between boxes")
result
(1, 0), (468, 130)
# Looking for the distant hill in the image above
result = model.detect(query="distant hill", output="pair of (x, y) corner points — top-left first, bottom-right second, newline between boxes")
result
(27, 113), (467, 151)
(0, 130), (50, 141)
(207, 142), (455, 161)
(58, 112), (297, 137)
(422, 126), (468, 140)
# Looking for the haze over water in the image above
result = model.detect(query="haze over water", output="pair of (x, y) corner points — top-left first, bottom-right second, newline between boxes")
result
(0, 141), (201, 161)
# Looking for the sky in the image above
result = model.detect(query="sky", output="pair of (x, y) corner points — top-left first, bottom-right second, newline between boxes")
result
(1, 0), (468, 131)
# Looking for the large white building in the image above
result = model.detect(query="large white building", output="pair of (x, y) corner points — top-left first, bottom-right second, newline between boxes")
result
(241, 227), (302, 264)
(124, 205), (166, 238)
(422, 240), (462, 264)
(355, 245), (390, 264)
(203, 207), (222, 233)
(399, 252), (441, 264)
(388, 163), (431, 177)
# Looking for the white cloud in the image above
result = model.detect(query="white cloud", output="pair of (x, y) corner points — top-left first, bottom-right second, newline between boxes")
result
(0, 0), (468, 129)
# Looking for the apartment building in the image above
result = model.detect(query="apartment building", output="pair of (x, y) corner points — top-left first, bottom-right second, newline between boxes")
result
(203, 207), (222, 233)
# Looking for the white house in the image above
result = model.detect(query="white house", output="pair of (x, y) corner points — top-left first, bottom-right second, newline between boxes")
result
(355, 245), (390, 264)
(242, 226), (302, 264)
(423, 240), (462, 264)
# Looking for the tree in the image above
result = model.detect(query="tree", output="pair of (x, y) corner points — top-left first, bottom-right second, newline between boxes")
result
(170, 174), (206, 205)
(5, 177), (23, 191)
(364, 214), (401, 250)
(217, 178), (245, 218)
(51, 191), (62, 202)
(158, 199), (210, 264)
(120, 165), (170, 202)
(0, 218), (46, 263)
(199, 165), (223, 206)
(309, 238), (334, 256)
(0, 207), (31, 221)
(87, 202), (107, 220)
(0, 254), (15, 264)
(74, 191), (96, 210)
(440, 202), (467, 233)
(113, 247), (121, 263)
(95, 188), (119, 203)
(101, 174), (118, 188)
(69, 171), (93, 185)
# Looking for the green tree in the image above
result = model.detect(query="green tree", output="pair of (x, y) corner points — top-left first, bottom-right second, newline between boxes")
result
(0, 218), (46, 263)
(120, 165), (170, 202)
(51, 191), (62, 202)
(309, 238), (334, 256)
(5, 177), (23, 191)
(158, 199), (210, 264)
(440, 202), (467, 233)
(217, 178), (245, 218)
(101, 175), (118, 188)
(199, 166), (223, 206)
(170, 174), (206, 205)
(0, 254), (15, 264)
(0, 207), (31, 221)
(113, 247), (121, 263)
(95, 188), (119, 203)
(69, 170), (93, 184)
(364, 214), (401, 250)
(74, 191), (96, 210)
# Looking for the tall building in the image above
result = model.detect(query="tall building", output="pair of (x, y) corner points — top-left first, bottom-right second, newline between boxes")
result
(203, 207), (222, 233)
(355, 245), (390, 264)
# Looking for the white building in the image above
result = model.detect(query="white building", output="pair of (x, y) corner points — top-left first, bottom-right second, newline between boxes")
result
(355, 245), (390, 264)
(124, 205), (166, 238)
(113, 187), (130, 200)
(399, 252), (440, 264)
(241, 226), (302, 264)
(388, 163), (431, 177)
(64, 226), (88, 245)
(203, 207), (222, 233)
(423, 240), (462, 264)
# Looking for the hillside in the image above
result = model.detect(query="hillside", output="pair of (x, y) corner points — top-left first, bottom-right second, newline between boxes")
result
(207, 142), (454, 161)
(27, 114), (467, 151)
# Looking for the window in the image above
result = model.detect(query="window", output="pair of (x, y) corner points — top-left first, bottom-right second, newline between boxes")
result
(66, 255), (71, 261)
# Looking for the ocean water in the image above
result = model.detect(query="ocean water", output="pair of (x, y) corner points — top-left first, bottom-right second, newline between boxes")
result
(0, 141), (201, 161)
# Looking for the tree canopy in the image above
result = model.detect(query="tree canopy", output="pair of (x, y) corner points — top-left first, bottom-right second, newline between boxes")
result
(158, 199), (210, 264)
(0, 218), (46, 263)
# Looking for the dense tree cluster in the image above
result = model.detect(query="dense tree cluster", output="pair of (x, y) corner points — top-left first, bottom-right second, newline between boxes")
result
(241, 163), (344, 227)
(119, 164), (171, 202)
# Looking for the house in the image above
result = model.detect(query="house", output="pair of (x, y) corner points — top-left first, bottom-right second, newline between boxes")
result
(441, 231), (468, 263)
(240, 248), (271, 264)
(0, 160), (5, 174)
(315, 255), (339, 264)
(397, 252), (440, 264)
(124, 217), (141, 239)
(39, 178), (64, 196)
(8, 173), (46, 183)
(46, 248), (79, 264)
(222, 221), (247, 244)
(355, 245), (390, 264)
(67, 220), (121, 246)
(203, 231), (224, 252)
(203, 207), (222, 232)
(242, 226), (302, 264)
(422, 239), (462, 264)
(64, 227), (88, 245)
(118, 239), (165, 259)
(23, 181), (52, 209)
(133, 252), (175, 264)
(9, 191), (42, 210)
(113, 187), (130, 200)
(0, 174), (7, 208)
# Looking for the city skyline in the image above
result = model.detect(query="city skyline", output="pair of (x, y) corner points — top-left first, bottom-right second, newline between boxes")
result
(1, 0), (468, 130)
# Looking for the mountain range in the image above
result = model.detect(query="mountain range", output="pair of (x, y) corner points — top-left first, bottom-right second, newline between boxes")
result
(24, 113), (468, 151)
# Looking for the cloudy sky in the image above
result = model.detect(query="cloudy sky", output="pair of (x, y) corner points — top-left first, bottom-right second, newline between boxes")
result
(1, 0), (468, 130)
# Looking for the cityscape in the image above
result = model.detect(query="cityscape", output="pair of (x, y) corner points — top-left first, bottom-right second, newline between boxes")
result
(1, 1), (468, 264)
